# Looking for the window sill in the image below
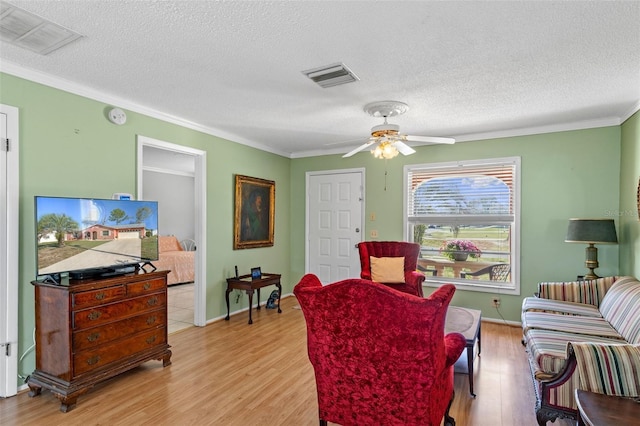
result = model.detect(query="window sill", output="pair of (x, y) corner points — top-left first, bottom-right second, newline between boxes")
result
(424, 278), (520, 296)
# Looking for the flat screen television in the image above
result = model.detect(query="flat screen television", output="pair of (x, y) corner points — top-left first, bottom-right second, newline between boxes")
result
(35, 196), (159, 281)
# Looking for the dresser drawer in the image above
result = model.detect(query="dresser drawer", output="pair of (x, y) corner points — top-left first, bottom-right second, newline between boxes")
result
(73, 292), (166, 330)
(73, 327), (166, 376)
(73, 309), (166, 351)
(127, 277), (166, 296)
(72, 285), (126, 309)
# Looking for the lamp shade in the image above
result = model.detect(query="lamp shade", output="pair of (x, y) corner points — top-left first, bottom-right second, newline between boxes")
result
(565, 219), (618, 244)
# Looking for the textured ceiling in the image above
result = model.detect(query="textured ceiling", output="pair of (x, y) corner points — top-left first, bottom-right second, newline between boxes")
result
(1, 1), (639, 158)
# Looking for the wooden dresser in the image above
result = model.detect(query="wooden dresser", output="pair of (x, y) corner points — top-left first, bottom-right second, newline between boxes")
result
(27, 270), (172, 412)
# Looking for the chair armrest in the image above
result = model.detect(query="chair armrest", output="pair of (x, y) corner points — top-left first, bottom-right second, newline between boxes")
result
(443, 332), (466, 369)
(404, 271), (426, 297)
(405, 271), (426, 285)
(537, 276), (617, 306)
(568, 341), (640, 397)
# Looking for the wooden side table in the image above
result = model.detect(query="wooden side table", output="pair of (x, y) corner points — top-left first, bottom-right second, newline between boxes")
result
(576, 389), (640, 426)
(225, 273), (282, 324)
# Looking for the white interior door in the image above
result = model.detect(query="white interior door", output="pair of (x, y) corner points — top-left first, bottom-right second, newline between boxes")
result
(306, 169), (364, 284)
(1, 104), (19, 397)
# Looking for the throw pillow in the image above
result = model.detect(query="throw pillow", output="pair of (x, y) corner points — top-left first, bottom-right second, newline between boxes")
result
(370, 256), (405, 283)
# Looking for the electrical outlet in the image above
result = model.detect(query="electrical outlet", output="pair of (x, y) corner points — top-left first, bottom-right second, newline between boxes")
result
(370, 212), (376, 221)
(370, 230), (378, 238)
(492, 296), (500, 308)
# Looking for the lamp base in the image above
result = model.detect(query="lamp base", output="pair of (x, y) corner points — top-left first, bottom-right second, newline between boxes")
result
(583, 271), (600, 280)
(583, 244), (599, 280)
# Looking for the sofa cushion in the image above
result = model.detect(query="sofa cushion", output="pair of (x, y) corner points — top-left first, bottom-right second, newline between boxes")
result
(524, 328), (625, 380)
(598, 277), (640, 344)
(522, 296), (602, 317)
(522, 311), (623, 339)
(537, 276), (618, 305)
(569, 342), (640, 397)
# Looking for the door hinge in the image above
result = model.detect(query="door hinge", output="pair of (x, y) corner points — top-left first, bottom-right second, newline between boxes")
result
(1, 343), (9, 356)
(1, 138), (8, 152)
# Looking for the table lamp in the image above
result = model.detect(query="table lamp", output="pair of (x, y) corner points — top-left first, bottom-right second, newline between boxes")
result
(565, 218), (618, 280)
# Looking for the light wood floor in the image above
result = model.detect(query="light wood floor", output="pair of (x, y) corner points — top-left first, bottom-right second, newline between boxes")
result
(0, 296), (565, 426)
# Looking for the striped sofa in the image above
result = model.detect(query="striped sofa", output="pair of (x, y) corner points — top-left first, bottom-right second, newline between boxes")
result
(521, 276), (640, 425)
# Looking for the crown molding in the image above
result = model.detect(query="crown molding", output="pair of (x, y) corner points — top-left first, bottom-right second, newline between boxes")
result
(621, 100), (640, 123)
(2, 60), (636, 160)
(0, 61), (290, 158)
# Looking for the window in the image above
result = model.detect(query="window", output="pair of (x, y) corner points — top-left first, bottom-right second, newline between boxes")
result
(404, 157), (520, 294)
(102, 230), (110, 237)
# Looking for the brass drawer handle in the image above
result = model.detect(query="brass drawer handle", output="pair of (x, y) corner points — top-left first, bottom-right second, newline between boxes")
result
(146, 335), (157, 345)
(147, 296), (158, 306)
(87, 332), (101, 342)
(87, 356), (101, 365)
(143, 282), (152, 290)
(87, 311), (102, 321)
(146, 316), (157, 325)
(94, 292), (106, 300)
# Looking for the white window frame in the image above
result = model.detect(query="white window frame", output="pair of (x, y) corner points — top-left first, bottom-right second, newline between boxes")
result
(403, 157), (521, 295)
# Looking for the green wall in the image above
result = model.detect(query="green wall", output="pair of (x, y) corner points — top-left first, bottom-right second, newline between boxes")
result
(291, 127), (623, 322)
(1, 73), (291, 385)
(620, 110), (640, 276)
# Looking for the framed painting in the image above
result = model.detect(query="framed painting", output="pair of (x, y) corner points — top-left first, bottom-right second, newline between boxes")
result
(234, 175), (275, 249)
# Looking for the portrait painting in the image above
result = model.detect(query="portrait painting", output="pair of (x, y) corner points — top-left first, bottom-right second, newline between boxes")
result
(234, 175), (275, 249)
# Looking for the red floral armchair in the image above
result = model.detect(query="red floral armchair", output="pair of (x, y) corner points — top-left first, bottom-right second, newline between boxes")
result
(357, 241), (425, 297)
(294, 274), (466, 426)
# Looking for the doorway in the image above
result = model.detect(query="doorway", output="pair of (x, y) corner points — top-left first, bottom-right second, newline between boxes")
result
(137, 135), (207, 327)
(1, 104), (19, 397)
(306, 169), (365, 283)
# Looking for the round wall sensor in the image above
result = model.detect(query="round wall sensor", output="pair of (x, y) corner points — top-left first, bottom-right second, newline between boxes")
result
(108, 108), (127, 125)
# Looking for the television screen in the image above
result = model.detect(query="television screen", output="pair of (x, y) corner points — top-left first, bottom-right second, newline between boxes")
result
(35, 196), (159, 278)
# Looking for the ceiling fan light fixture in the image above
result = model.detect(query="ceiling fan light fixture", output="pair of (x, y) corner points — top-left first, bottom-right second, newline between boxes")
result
(372, 141), (399, 159)
(371, 122), (400, 137)
(342, 100), (454, 158)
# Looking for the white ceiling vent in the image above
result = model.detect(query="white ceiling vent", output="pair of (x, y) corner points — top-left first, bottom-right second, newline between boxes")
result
(0, 2), (83, 55)
(302, 62), (359, 88)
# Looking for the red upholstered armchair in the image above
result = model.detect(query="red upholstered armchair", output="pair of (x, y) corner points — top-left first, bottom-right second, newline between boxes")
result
(357, 241), (425, 297)
(294, 274), (466, 426)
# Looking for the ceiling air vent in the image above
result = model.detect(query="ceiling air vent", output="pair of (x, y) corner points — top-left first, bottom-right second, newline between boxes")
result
(0, 2), (83, 55)
(302, 62), (359, 88)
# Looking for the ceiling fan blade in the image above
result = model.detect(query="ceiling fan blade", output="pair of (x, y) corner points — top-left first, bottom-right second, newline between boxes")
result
(394, 141), (416, 156)
(405, 135), (456, 144)
(342, 140), (377, 158)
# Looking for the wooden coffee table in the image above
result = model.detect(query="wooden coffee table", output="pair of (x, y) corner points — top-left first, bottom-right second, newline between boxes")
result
(445, 306), (482, 397)
(576, 389), (640, 426)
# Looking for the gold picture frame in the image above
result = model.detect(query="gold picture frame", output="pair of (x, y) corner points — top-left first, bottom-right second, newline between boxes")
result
(637, 176), (640, 221)
(234, 175), (275, 249)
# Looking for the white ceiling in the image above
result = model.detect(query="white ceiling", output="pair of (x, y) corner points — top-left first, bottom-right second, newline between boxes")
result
(1, 1), (639, 158)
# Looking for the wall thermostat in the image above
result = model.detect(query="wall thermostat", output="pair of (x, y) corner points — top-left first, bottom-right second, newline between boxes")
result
(108, 107), (127, 125)
(112, 193), (133, 200)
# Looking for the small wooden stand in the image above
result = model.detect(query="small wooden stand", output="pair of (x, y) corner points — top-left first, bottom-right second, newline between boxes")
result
(225, 273), (282, 324)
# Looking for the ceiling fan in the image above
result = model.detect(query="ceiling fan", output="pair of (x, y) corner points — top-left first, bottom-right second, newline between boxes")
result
(342, 101), (455, 158)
